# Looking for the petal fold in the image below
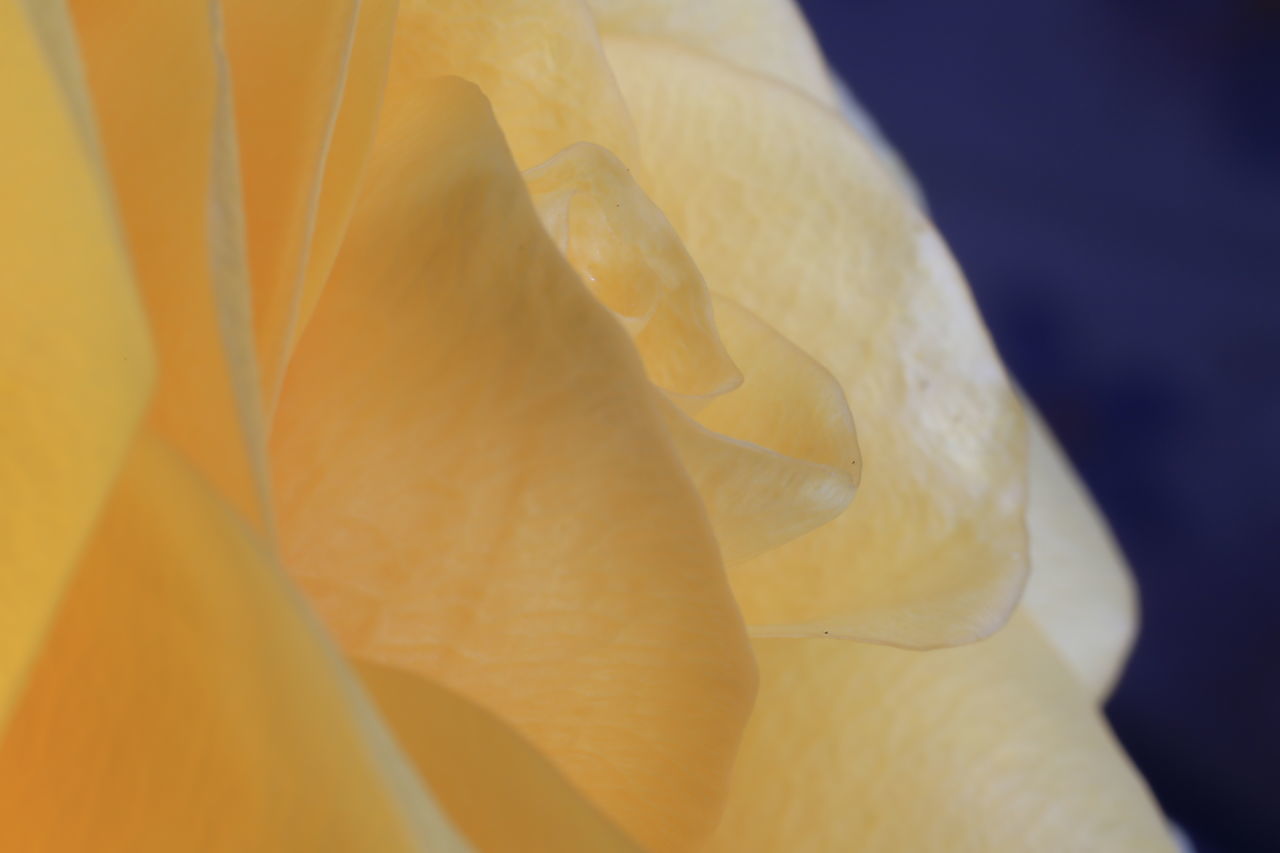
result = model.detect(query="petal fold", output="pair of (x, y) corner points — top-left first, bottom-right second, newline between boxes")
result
(662, 399), (856, 565)
(0, 0), (152, 723)
(393, 0), (639, 169)
(271, 76), (754, 852)
(69, 0), (270, 527)
(360, 662), (642, 853)
(0, 436), (468, 851)
(607, 37), (1028, 647)
(698, 296), (861, 484)
(221, 0), (398, 402)
(659, 296), (861, 564)
(525, 142), (741, 399)
(523, 143), (860, 566)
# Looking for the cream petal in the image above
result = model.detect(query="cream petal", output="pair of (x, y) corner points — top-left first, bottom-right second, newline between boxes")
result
(393, 0), (639, 169)
(587, 0), (838, 106)
(1023, 406), (1139, 699)
(661, 396), (856, 565)
(710, 614), (1176, 852)
(606, 37), (1028, 647)
(659, 296), (861, 563)
(525, 141), (741, 398)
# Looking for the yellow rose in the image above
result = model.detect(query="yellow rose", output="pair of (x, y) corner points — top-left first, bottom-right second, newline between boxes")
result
(0, 1), (1173, 851)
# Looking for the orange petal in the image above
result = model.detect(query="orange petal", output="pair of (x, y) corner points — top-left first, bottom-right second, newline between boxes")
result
(0, 1), (152, 723)
(710, 615), (1176, 852)
(220, 0), (397, 404)
(587, 0), (838, 105)
(270, 77), (755, 851)
(69, 0), (270, 528)
(607, 37), (1028, 647)
(525, 142), (741, 398)
(1023, 406), (1138, 699)
(0, 436), (468, 851)
(391, 0), (638, 169)
(360, 662), (642, 853)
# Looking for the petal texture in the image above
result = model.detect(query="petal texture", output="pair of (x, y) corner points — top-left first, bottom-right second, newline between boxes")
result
(709, 615), (1177, 852)
(271, 77), (754, 852)
(1023, 407), (1138, 699)
(607, 37), (1028, 646)
(587, 0), (837, 105)
(0, 436), (468, 851)
(0, 1), (152, 722)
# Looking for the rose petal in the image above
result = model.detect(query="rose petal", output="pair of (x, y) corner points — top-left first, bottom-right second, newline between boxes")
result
(220, 0), (397, 404)
(1023, 406), (1138, 699)
(607, 37), (1028, 647)
(525, 142), (741, 398)
(658, 295), (861, 563)
(587, 0), (838, 106)
(662, 397), (856, 564)
(699, 296), (861, 480)
(393, 0), (638, 169)
(0, 436), (468, 851)
(271, 77), (755, 851)
(0, 1), (152, 723)
(69, 0), (270, 527)
(709, 614), (1176, 852)
(360, 662), (642, 852)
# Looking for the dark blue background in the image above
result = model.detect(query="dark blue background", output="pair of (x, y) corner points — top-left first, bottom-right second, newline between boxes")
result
(796, 1), (1280, 850)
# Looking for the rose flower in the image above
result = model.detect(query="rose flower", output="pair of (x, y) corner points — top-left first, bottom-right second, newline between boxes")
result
(1, 1), (1174, 851)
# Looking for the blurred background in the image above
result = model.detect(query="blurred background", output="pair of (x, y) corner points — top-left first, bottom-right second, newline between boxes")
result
(795, 1), (1280, 850)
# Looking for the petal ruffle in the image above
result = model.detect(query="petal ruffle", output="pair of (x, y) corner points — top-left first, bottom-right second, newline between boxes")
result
(270, 77), (754, 852)
(525, 142), (740, 399)
(662, 296), (860, 564)
(606, 37), (1028, 647)
(698, 296), (861, 486)
(0, 1), (152, 723)
(392, 0), (639, 169)
(661, 398), (856, 565)
(709, 615), (1176, 852)
(525, 143), (860, 564)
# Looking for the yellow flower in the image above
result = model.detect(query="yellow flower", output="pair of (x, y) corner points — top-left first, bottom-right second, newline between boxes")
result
(0, 1), (1173, 851)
